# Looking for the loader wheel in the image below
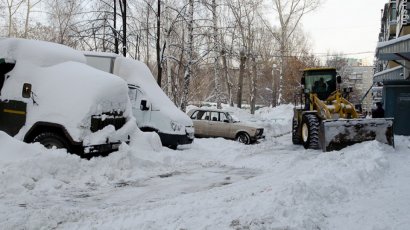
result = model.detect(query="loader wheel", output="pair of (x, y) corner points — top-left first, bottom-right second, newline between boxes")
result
(301, 114), (320, 150)
(292, 118), (302, 145)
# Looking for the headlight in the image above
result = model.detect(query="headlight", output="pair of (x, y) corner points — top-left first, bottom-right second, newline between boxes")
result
(170, 121), (183, 131)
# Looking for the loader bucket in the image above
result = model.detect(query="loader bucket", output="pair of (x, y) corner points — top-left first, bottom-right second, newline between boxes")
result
(319, 118), (394, 152)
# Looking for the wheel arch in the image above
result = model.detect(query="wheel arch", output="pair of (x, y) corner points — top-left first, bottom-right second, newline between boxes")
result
(139, 126), (159, 133)
(23, 122), (80, 146)
(235, 130), (250, 139)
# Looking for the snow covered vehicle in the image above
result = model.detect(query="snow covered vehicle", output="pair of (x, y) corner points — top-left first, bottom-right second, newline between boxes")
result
(292, 68), (394, 152)
(0, 38), (136, 157)
(84, 52), (194, 149)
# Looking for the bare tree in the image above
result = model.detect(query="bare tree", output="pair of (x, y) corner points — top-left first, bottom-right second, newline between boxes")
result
(5, 0), (24, 37)
(271, 0), (320, 105)
(180, 0), (194, 112)
(23, 0), (43, 38)
(211, 0), (222, 109)
(156, 0), (162, 85)
(47, 0), (81, 45)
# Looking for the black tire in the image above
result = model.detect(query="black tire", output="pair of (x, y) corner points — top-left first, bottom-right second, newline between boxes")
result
(292, 118), (302, 145)
(32, 132), (71, 151)
(236, 132), (251, 145)
(301, 114), (320, 150)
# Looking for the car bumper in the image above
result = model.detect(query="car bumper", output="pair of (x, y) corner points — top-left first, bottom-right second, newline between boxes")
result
(81, 140), (130, 158)
(158, 132), (194, 147)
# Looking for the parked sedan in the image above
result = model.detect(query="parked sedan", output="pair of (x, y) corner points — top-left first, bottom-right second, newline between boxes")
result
(187, 108), (264, 144)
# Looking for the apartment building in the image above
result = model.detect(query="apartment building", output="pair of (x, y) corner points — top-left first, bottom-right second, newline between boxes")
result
(375, 0), (410, 135)
(375, 0), (410, 82)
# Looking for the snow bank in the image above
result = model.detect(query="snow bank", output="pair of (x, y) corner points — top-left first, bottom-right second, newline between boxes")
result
(0, 104), (408, 229)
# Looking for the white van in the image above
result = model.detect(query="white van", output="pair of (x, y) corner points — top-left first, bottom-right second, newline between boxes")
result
(0, 38), (136, 157)
(84, 52), (194, 149)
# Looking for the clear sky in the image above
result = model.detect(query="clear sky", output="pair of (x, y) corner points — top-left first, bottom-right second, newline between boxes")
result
(301, 0), (388, 65)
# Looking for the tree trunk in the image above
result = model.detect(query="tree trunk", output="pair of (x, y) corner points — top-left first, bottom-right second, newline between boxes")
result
(221, 48), (233, 107)
(165, 0), (173, 98)
(113, 0), (119, 54)
(24, 0), (30, 38)
(156, 0), (163, 86)
(271, 64), (277, 107)
(181, 0), (194, 112)
(277, 40), (286, 105)
(145, 2), (150, 67)
(236, 50), (246, 108)
(121, 0), (127, 57)
(250, 54), (257, 114)
(212, 0), (222, 109)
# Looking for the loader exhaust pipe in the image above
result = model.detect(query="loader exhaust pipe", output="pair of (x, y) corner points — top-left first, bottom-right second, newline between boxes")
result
(319, 118), (394, 152)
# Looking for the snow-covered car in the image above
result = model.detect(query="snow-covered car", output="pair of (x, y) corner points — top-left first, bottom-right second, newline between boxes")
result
(0, 38), (136, 157)
(187, 108), (264, 144)
(84, 52), (194, 149)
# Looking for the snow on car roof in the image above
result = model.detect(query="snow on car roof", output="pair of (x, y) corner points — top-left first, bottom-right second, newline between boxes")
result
(0, 38), (86, 67)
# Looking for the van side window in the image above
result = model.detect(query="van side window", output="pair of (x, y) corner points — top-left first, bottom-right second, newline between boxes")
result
(128, 88), (137, 102)
(128, 87), (143, 109)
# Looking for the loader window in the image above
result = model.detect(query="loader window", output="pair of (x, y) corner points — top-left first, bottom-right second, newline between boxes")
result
(304, 71), (336, 100)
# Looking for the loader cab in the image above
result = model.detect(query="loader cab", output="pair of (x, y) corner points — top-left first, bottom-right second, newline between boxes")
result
(302, 68), (337, 100)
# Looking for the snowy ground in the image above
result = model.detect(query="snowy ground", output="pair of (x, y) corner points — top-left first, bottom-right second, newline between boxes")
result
(1, 105), (409, 230)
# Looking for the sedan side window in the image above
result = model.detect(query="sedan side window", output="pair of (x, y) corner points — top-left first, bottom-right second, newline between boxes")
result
(210, 112), (219, 121)
(202, 111), (210, 120)
(190, 111), (199, 119)
(194, 111), (209, 120)
(219, 112), (229, 122)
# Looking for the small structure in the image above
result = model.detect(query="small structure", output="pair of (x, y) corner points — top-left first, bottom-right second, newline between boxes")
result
(383, 80), (410, 135)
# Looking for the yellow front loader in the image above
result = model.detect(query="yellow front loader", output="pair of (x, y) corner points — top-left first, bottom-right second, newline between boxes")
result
(292, 68), (394, 152)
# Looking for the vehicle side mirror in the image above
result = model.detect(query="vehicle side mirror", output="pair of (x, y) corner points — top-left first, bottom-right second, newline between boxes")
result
(22, 83), (31, 98)
(301, 77), (305, 85)
(336, 75), (342, 84)
(140, 99), (149, 111)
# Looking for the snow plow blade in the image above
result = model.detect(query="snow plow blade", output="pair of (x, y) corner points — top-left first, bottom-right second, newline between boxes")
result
(319, 118), (394, 152)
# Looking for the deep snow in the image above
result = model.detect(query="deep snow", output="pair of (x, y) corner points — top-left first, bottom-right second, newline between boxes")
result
(0, 105), (409, 230)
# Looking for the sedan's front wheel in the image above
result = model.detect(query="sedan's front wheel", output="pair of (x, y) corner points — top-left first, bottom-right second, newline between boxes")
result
(236, 132), (251, 145)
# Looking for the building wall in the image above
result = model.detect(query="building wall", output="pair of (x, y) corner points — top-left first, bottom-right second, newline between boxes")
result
(345, 66), (374, 111)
